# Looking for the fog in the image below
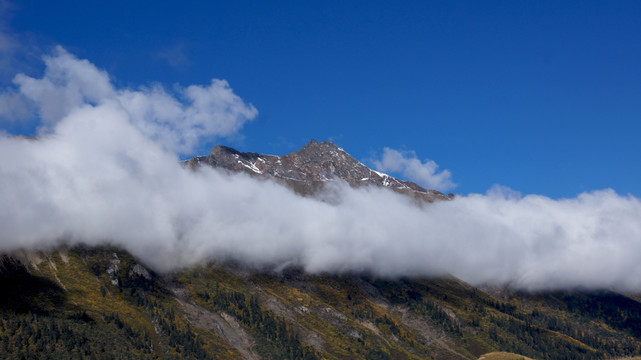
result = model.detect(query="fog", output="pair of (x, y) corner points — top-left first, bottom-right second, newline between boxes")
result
(1, 48), (641, 291)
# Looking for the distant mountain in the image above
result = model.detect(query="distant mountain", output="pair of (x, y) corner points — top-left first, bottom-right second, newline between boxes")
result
(186, 140), (451, 202)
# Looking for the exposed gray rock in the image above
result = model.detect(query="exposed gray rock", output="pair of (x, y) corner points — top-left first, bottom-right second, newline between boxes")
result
(129, 263), (151, 280)
(106, 253), (120, 286)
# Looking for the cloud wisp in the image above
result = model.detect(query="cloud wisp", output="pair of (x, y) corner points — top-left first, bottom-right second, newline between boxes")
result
(156, 43), (191, 70)
(1, 48), (641, 291)
(372, 147), (456, 192)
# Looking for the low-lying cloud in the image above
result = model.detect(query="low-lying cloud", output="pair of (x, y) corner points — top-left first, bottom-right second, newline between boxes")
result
(1, 48), (641, 291)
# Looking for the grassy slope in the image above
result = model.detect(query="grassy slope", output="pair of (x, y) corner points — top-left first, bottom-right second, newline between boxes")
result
(0, 248), (240, 359)
(2, 247), (641, 359)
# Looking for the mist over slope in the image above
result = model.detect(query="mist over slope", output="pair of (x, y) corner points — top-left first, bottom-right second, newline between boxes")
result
(1, 48), (641, 290)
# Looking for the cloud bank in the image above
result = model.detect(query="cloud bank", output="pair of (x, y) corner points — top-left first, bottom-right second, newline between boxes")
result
(373, 147), (456, 192)
(1, 48), (641, 291)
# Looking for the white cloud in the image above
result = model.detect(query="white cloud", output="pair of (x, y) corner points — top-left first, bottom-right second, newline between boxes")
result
(1, 48), (641, 292)
(13, 46), (115, 124)
(118, 79), (258, 154)
(3, 46), (257, 154)
(373, 147), (456, 192)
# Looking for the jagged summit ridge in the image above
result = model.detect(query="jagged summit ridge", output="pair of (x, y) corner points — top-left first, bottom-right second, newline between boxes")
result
(187, 140), (449, 201)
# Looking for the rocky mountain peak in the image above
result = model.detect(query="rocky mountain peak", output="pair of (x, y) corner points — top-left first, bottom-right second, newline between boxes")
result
(298, 139), (337, 151)
(211, 145), (240, 156)
(292, 140), (350, 164)
(187, 141), (449, 202)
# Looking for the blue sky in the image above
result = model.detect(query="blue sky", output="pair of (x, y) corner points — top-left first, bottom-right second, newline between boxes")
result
(2, 0), (640, 198)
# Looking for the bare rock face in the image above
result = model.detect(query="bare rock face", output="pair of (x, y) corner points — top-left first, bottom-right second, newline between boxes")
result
(186, 140), (450, 202)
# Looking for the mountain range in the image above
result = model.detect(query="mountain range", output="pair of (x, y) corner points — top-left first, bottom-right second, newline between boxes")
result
(2, 141), (641, 360)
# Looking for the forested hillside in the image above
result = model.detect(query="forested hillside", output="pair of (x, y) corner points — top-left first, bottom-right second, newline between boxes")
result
(2, 247), (641, 359)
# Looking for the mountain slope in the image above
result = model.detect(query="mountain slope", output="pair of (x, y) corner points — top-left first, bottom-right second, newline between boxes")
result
(3, 247), (641, 359)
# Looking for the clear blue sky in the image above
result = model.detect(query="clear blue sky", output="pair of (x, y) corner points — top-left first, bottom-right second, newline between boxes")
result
(2, 0), (640, 198)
